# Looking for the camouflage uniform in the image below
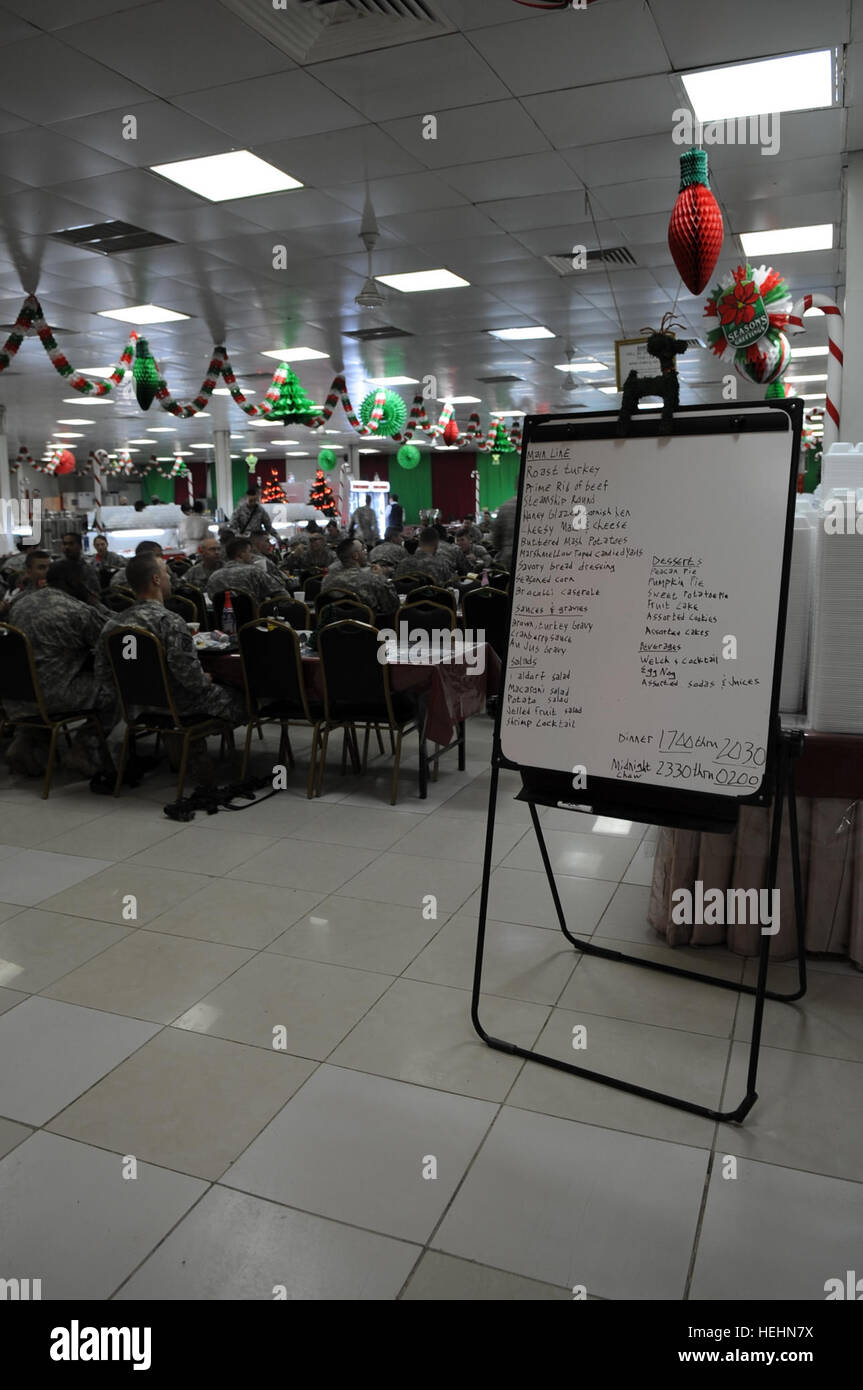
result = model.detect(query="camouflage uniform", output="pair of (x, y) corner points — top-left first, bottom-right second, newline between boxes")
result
(296, 541), (335, 571)
(350, 505), (379, 545)
(229, 499), (276, 537)
(436, 540), (468, 577)
(97, 600), (244, 725)
(88, 549), (125, 569)
(320, 566), (398, 617)
(184, 561), (221, 590)
(394, 551), (451, 587)
(368, 541), (404, 568)
(490, 496), (518, 571)
(252, 554), (284, 580)
(66, 556), (102, 599)
(206, 559), (286, 604)
(3, 587), (114, 721)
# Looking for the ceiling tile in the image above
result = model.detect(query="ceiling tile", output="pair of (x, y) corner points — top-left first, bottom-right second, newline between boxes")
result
(174, 69), (363, 145)
(480, 192), (587, 234)
(564, 134), (680, 189)
(0, 34), (151, 122)
(220, 190), (360, 232)
(1, 0), (152, 27)
(50, 101), (236, 169)
(713, 155), (843, 206)
(324, 172), (467, 218)
(594, 177), (680, 220)
(436, 151), (582, 202)
(0, 106), (27, 135)
(0, 126), (132, 187)
(649, 0), (850, 66)
(58, 0), (294, 98)
(0, 7), (40, 43)
(382, 100), (550, 169)
(311, 34), (507, 121)
(725, 190), (841, 234)
(0, 189), (106, 236)
(706, 110), (848, 170)
(252, 126), (422, 186)
(477, 4), (668, 96)
(380, 205), (501, 245)
(49, 169), (208, 221)
(525, 74), (680, 149)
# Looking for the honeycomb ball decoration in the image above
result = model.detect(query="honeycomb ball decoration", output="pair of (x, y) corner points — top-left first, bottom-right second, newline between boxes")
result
(733, 327), (791, 386)
(318, 448), (338, 471)
(54, 449), (77, 475)
(667, 147), (724, 296)
(396, 443), (421, 470)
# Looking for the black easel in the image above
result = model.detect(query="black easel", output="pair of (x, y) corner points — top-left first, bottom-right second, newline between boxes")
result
(471, 401), (807, 1122)
(471, 724), (807, 1123)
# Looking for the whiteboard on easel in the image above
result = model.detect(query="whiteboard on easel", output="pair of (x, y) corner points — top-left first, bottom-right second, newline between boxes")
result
(500, 404), (800, 807)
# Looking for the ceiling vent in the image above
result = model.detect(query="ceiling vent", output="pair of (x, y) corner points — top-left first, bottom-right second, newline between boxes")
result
(219, 0), (452, 63)
(544, 246), (638, 275)
(50, 221), (176, 255)
(344, 324), (413, 341)
(476, 374), (524, 384)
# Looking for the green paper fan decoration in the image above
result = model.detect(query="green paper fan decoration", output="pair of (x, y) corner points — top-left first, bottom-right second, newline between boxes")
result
(133, 337), (161, 410)
(490, 421), (517, 454)
(396, 443), (421, 470)
(318, 448), (338, 471)
(269, 366), (321, 425)
(359, 388), (408, 438)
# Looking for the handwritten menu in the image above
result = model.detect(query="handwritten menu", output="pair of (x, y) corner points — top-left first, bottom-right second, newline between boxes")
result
(501, 423), (794, 797)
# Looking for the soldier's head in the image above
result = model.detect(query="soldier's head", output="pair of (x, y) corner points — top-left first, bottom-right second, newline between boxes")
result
(93, 536), (109, 557)
(336, 538), (363, 569)
(135, 541), (163, 558)
(246, 485), (261, 503)
(60, 532), (83, 561)
(250, 532), (271, 555)
(46, 560), (91, 603)
(127, 553), (169, 602)
(384, 528), (403, 545)
(24, 549), (51, 584)
(198, 538), (222, 570)
(192, 499), (206, 514)
(418, 526), (439, 555)
(227, 537), (252, 564)
(455, 530), (473, 553)
(325, 521), (340, 537)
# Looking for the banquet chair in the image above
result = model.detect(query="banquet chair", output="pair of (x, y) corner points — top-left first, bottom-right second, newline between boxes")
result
(0, 623), (110, 799)
(316, 620), (426, 805)
(393, 573), (427, 595)
(104, 626), (229, 799)
(487, 570), (510, 591)
(317, 597), (374, 629)
(169, 558), (192, 578)
(165, 593), (197, 623)
(303, 576), (324, 606)
(237, 619), (322, 795)
(102, 590), (136, 613)
(394, 601), (456, 634)
(212, 589), (257, 629)
(404, 585), (456, 612)
(174, 583), (209, 631)
(259, 596), (311, 629)
(462, 585), (509, 661)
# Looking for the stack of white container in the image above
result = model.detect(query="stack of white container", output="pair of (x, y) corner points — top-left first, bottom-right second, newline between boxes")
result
(806, 443), (863, 732)
(779, 502), (815, 714)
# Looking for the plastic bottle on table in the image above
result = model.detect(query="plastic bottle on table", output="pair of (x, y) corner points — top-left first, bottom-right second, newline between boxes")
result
(220, 589), (236, 636)
(481, 566), (489, 587)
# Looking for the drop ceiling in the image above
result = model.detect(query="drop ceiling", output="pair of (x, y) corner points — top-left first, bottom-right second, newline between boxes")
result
(0, 0), (857, 463)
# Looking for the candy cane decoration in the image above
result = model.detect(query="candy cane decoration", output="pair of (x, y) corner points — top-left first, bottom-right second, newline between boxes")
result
(786, 294), (842, 449)
(470, 468), (480, 516)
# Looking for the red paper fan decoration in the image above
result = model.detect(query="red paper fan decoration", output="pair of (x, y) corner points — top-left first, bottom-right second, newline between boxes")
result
(55, 449), (76, 475)
(668, 147), (724, 296)
(443, 418), (460, 446)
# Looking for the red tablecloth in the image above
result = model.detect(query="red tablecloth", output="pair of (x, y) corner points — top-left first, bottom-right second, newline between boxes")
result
(203, 645), (500, 748)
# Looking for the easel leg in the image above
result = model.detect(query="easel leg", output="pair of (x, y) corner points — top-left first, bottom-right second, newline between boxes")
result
(528, 801), (582, 949)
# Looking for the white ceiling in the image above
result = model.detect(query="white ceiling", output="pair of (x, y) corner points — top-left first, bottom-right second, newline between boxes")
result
(0, 0), (858, 463)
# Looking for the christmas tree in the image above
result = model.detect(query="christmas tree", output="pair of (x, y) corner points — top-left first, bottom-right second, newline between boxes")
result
(262, 474), (287, 503)
(309, 468), (337, 517)
(269, 367), (321, 425)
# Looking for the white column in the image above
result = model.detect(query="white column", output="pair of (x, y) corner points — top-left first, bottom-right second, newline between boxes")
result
(0, 404), (12, 553)
(841, 151), (863, 444)
(212, 428), (233, 522)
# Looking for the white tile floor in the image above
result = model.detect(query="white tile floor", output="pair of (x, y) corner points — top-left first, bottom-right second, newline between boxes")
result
(0, 716), (861, 1301)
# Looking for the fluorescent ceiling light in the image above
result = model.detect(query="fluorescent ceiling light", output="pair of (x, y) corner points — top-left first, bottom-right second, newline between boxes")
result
(497, 409), (525, 416)
(174, 452), (193, 457)
(681, 50), (833, 121)
(151, 150), (302, 202)
(64, 396), (111, 403)
(76, 367), (115, 377)
(802, 393), (826, 400)
(323, 429), (341, 434)
(791, 345), (828, 358)
(368, 375), (419, 386)
(97, 305), (190, 324)
(155, 456), (176, 462)
(195, 412), (210, 418)
(124, 448), (141, 454)
(554, 361), (608, 372)
(53, 431), (83, 438)
(375, 269), (469, 292)
(786, 373), (828, 383)
(213, 387), (254, 395)
(489, 326), (554, 341)
(126, 439), (156, 444)
(438, 395), (481, 404)
(291, 452), (310, 457)
(245, 447), (266, 453)
(261, 347), (329, 362)
(189, 444), (213, 449)
(146, 427), (176, 433)
(57, 418), (95, 425)
(739, 224), (832, 256)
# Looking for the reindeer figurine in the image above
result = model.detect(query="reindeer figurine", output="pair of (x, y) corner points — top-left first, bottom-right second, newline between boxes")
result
(616, 313), (688, 435)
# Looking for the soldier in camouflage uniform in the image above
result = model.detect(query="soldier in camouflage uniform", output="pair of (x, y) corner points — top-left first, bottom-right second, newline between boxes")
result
(0, 548), (51, 615)
(205, 536), (287, 605)
(250, 531), (286, 580)
(436, 536), (468, 578)
(319, 539), (398, 619)
(184, 537), (223, 590)
(97, 554), (245, 729)
(368, 528), (405, 570)
(394, 527), (452, 587)
(490, 495), (517, 571)
(88, 535), (125, 571)
(230, 484), (276, 538)
(110, 540), (168, 591)
(60, 532), (101, 599)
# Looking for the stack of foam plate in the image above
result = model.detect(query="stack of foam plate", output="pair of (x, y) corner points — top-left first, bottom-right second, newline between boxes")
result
(808, 489), (863, 732)
(779, 507), (814, 714)
(821, 442), (863, 494)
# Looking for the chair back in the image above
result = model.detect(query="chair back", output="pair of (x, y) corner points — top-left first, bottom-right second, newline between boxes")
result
(102, 590), (136, 613)
(318, 620), (393, 724)
(169, 558), (192, 578)
(212, 588), (257, 628)
(393, 573), (426, 595)
(462, 586), (509, 659)
(318, 597), (374, 628)
(174, 583), (208, 629)
(237, 620), (310, 720)
(487, 570), (510, 591)
(395, 601), (456, 634)
(104, 626), (179, 725)
(303, 576), (323, 604)
(405, 584), (456, 611)
(0, 623), (48, 717)
(165, 593), (197, 622)
(259, 596), (311, 629)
